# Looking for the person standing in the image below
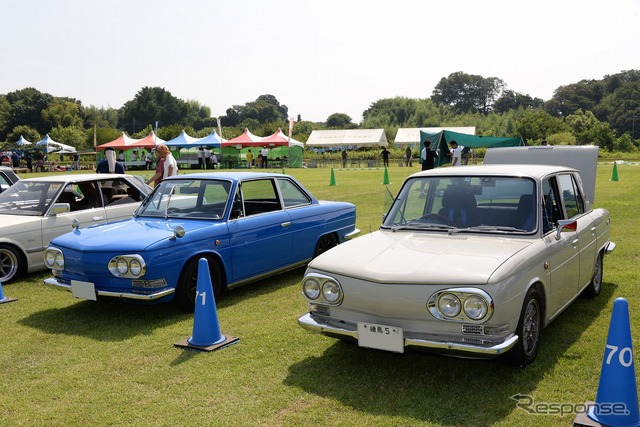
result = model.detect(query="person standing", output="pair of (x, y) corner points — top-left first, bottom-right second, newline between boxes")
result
(211, 152), (218, 169)
(246, 149), (253, 168)
(381, 147), (390, 167)
(145, 144), (177, 186)
(420, 141), (439, 171)
(73, 152), (80, 170)
(260, 147), (268, 168)
(449, 141), (462, 167)
(197, 147), (205, 169)
(204, 147), (212, 169)
(405, 146), (412, 167)
(145, 151), (154, 170)
(341, 149), (347, 168)
(97, 147), (125, 173)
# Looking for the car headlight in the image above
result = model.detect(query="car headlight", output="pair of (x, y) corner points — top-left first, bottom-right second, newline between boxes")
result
(322, 281), (341, 303)
(301, 273), (343, 305)
(303, 278), (321, 300)
(44, 247), (65, 270)
(428, 288), (494, 323)
(463, 295), (489, 320)
(108, 255), (146, 278)
(438, 293), (461, 318)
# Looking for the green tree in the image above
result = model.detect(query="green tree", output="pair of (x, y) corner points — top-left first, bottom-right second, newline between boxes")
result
(221, 94), (288, 127)
(515, 109), (570, 142)
(326, 113), (353, 128)
(50, 126), (88, 149)
(493, 90), (544, 114)
(42, 98), (84, 129)
(119, 87), (189, 134)
(565, 109), (616, 149)
(3, 87), (54, 140)
(6, 125), (41, 144)
(431, 72), (505, 114)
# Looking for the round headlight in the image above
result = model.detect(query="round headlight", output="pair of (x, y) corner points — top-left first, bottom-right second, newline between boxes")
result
(44, 250), (56, 268)
(438, 293), (461, 318)
(322, 281), (342, 303)
(54, 252), (64, 269)
(116, 258), (129, 275)
(129, 259), (143, 276)
(303, 278), (320, 300)
(463, 295), (489, 320)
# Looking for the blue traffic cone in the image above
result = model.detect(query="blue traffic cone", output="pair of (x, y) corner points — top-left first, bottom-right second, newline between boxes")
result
(588, 298), (640, 426)
(175, 258), (238, 351)
(0, 281), (17, 304)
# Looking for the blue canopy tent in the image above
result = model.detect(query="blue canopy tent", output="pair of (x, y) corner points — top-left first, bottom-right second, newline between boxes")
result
(165, 130), (224, 169)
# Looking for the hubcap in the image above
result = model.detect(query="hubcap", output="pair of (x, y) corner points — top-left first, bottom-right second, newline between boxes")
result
(522, 299), (540, 355)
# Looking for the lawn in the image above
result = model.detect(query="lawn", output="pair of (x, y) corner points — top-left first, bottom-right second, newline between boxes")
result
(0, 162), (637, 426)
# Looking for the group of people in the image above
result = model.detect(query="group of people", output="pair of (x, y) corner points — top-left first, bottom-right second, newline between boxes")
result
(197, 147), (219, 169)
(420, 140), (468, 171)
(95, 144), (178, 187)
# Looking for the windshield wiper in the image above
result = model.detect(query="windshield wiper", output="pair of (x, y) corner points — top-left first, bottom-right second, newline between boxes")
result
(164, 186), (175, 220)
(389, 223), (454, 232)
(448, 225), (527, 235)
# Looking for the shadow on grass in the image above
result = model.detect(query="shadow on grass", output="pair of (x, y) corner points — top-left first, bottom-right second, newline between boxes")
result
(17, 298), (189, 341)
(18, 266), (305, 341)
(284, 283), (617, 427)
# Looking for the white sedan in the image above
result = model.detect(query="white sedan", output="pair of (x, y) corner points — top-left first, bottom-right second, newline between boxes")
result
(0, 173), (151, 283)
(298, 146), (615, 366)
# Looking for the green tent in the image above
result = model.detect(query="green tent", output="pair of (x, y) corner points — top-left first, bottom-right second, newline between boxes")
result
(420, 130), (523, 167)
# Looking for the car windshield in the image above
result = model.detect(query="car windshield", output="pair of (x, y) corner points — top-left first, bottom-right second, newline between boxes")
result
(382, 175), (537, 234)
(137, 178), (232, 219)
(0, 180), (64, 216)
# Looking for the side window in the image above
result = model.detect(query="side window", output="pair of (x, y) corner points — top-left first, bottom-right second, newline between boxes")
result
(542, 178), (561, 233)
(98, 179), (143, 206)
(276, 178), (310, 208)
(239, 179), (282, 216)
(0, 174), (11, 193)
(557, 174), (585, 219)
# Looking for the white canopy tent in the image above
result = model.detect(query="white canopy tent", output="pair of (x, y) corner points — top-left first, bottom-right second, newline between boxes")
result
(35, 134), (77, 153)
(394, 127), (476, 146)
(306, 129), (388, 148)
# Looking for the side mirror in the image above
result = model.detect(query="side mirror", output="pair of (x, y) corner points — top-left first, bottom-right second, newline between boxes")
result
(51, 203), (71, 215)
(555, 219), (577, 240)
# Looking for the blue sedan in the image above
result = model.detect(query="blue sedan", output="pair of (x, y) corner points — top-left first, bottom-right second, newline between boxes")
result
(44, 172), (359, 311)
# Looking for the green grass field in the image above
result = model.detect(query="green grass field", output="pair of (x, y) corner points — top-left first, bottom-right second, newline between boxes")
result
(0, 163), (637, 426)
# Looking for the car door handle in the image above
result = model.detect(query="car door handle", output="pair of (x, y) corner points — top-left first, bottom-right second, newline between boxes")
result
(572, 238), (579, 248)
(92, 216), (104, 221)
(281, 221), (291, 229)
(590, 226), (596, 235)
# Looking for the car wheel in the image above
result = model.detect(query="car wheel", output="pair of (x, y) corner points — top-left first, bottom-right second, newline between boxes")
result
(314, 233), (337, 257)
(507, 287), (542, 367)
(175, 256), (223, 312)
(584, 252), (603, 298)
(0, 244), (22, 283)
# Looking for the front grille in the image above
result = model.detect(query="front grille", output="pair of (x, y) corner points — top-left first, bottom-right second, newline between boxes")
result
(462, 324), (484, 335)
(310, 304), (330, 316)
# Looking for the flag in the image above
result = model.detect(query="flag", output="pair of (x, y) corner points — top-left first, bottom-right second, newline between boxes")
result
(217, 117), (222, 139)
(288, 117), (294, 145)
(93, 124), (97, 151)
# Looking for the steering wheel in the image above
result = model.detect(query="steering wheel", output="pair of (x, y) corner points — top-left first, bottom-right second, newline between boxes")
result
(420, 213), (455, 226)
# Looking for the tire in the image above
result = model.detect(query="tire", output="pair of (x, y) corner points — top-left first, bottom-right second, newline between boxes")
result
(314, 233), (337, 258)
(506, 287), (542, 367)
(0, 244), (22, 283)
(584, 252), (603, 298)
(174, 256), (223, 312)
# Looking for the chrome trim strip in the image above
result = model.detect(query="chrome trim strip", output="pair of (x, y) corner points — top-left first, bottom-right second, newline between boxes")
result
(44, 278), (175, 301)
(297, 313), (518, 357)
(344, 228), (361, 240)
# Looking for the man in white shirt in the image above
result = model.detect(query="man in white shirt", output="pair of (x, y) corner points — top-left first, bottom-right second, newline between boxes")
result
(260, 147), (268, 168)
(449, 141), (462, 167)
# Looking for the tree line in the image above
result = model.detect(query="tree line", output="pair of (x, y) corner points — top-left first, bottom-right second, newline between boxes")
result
(1, 70), (638, 153)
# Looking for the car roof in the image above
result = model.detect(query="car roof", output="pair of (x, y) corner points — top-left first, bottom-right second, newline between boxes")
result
(412, 164), (575, 179)
(163, 172), (291, 181)
(19, 173), (135, 182)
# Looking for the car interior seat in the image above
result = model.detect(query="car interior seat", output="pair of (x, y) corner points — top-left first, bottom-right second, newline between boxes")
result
(438, 185), (478, 227)
(515, 194), (535, 231)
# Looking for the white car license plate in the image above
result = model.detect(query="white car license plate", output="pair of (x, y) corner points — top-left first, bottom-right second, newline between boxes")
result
(357, 322), (404, 353)
(71, 280), (97, 301)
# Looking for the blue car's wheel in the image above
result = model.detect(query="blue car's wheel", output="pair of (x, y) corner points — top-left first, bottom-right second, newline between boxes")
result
(314, 233), (337, 258)
(175, 255), (223, 312)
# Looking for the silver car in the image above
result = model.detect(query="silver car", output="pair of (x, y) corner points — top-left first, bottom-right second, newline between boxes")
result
(298, 146), (615, 366)
(0, 173), (151, 282)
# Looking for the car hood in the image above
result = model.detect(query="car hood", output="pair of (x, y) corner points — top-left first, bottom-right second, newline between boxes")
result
(308, 230), (534, 285)
(51, 217), (218, 252)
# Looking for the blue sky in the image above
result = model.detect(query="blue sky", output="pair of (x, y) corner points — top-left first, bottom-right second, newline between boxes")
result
(1, 0), (638, 123)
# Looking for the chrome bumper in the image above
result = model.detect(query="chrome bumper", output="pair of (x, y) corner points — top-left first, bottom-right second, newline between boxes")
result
(44, 277), (175, 301)
(344, 228), (361, 240)
(298, 313), (519, 358)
